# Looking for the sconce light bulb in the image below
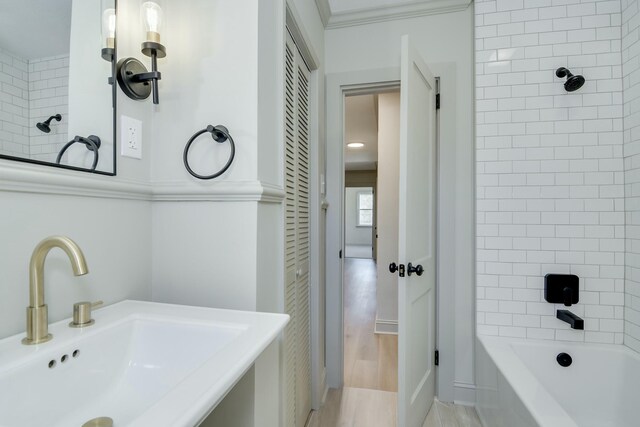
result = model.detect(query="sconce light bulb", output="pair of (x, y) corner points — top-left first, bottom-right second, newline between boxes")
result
(146, 9), (158, 31)
(108, 14), (116, 36)
(141, 2), (163, 43)
(102, 8), (116, 49)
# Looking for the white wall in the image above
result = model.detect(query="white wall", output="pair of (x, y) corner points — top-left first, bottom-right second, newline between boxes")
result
(376, 92), (400, 327)
(345, 187), (373, 246)
(0, 190), (151, 340)
(325, 6), (475, 402)
(148, 0), (263, 307)
(475, 0), (625, 344)
(622, 0), (640, 353)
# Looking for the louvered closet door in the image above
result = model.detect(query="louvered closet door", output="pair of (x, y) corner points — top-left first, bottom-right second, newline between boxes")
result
(284, 30), (311, 427)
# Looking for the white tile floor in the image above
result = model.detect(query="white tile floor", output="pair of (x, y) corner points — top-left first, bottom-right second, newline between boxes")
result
(423, 398), (482, 427)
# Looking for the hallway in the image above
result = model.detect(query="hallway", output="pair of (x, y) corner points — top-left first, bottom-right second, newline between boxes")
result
(309, 258), (480, 427)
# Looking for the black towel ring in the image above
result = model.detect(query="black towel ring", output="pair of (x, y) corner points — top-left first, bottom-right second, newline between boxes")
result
(183, 125), (235, 180)
(56, 135), (101, 171)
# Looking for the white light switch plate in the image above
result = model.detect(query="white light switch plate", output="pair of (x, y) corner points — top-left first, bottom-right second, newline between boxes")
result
(121, 115), (142, 159)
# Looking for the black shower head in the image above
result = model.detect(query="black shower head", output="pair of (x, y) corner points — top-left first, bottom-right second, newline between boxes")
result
(556, 67), (585, 92)
(36, 114), (62, 133)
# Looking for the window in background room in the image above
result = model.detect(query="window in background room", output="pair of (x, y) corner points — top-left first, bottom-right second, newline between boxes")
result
(357, 191), (373, 226)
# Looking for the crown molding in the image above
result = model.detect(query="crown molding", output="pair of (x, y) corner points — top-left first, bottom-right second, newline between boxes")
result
(314, 0), (331, 27)
(323, 0), (472, 29)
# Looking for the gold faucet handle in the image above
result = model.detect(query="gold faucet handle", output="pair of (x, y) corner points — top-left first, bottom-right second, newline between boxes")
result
(69, 300), (103, 328)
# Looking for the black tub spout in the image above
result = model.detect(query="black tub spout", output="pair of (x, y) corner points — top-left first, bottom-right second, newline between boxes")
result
(557, 309), (584, 330)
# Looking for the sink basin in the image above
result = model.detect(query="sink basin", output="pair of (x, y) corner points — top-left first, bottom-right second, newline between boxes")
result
(0, 300), (289, 427)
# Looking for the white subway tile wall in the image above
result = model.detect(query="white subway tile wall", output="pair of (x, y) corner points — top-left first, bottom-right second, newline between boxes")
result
(622, 0), (640, 353)
(0, 49), (69, 162)
(476, 0), (625, 344)
(0, 48), (29, 157)
(28, 54), (69, 163)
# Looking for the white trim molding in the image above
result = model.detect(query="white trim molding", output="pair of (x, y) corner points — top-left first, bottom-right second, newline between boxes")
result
(314, 0), (331, 27)
(0, 161), (151, 200)
(152, 181), (285, 202)
(374, 316), (398, 335)
(453, 381), (476, 406)
(315, 0), (471, 29)
(0, 161), (285, 203)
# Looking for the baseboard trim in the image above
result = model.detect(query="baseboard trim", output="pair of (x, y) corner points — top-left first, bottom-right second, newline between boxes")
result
(374, 317), (398, 335)
(453, 381), (476, 406)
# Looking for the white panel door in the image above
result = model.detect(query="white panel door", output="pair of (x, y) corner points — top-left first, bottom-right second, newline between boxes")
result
(397, 35), (437, 427)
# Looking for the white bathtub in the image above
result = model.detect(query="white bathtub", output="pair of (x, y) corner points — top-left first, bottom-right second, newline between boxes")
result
(475, 335), (640, 427)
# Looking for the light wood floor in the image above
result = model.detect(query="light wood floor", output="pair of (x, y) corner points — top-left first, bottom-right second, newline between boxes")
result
(343, 258), (398, 392)
(344, 244), (373, 259)
(308, 258), (482, 427)
(307, 387), (482, 427)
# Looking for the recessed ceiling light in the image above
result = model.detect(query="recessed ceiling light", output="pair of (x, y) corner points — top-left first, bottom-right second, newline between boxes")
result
(347, 142), (364, 148)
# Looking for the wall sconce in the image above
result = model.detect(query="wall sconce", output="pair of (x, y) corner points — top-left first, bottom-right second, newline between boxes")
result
(116, 1), (166, 104)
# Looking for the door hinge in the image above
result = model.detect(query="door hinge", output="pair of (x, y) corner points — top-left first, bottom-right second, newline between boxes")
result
(436, 93), (441, 110)
(398, 263), (405, 277)
(339, 249), (342, 259)
(435, 350), (439, 366)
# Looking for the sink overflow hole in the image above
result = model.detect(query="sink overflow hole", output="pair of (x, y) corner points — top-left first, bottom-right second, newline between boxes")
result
(48, 360), (56, 369)
(73, 349), (80, 358)
(61, 354), (68, 363)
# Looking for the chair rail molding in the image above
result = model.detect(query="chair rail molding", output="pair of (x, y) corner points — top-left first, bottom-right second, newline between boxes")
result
(0, 161), (285, 203)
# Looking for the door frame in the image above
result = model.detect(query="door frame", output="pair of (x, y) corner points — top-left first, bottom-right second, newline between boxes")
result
(325, 66), (457, 401)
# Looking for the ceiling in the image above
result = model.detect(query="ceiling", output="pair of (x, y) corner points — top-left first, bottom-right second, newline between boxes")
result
(317, 0), (472, 28)
(0, 0), (72, 60)
(345, 94), (378, 171)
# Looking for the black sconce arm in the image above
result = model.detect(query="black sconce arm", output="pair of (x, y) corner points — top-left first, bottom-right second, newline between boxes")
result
(130, 70), (161, 83)
(115, 41), (165, 105)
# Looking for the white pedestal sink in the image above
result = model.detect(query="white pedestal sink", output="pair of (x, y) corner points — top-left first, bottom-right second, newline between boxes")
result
(0, 300), (289, 426)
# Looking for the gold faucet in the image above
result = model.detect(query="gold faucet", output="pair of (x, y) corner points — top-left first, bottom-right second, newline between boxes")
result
(22, 236), (88, 345)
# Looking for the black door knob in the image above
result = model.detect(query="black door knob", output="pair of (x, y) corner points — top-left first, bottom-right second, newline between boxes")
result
(407, 262), (424, 276)
(389, 262), (398, 273)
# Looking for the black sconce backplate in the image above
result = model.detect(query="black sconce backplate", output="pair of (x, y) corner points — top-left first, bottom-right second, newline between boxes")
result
(116, 58), (153, 100)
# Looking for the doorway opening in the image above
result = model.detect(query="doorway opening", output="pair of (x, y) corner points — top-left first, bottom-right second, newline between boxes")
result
(343, 90), (399, 396)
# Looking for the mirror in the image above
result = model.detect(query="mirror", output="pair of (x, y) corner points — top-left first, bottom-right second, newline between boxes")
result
(0, 0), (116, 175)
